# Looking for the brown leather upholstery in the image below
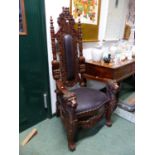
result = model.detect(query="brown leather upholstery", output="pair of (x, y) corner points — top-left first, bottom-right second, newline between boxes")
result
(64, 34), (75, 81)
(72, 87), (110, 113)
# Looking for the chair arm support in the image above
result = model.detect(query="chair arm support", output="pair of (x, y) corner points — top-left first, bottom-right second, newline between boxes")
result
(83, 74), (119, 98)
(56, 80), (77, 108)
(105, 79), (119, 99)
(104, 79), (120, 112)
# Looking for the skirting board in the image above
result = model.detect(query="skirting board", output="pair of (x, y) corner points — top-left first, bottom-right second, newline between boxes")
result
(114, 107), (135, 123)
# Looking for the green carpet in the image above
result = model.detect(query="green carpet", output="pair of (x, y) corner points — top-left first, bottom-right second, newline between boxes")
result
(19, 115), (135, 155)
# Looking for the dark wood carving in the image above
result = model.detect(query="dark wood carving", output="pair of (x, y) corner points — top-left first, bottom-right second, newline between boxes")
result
(50, 7), (114, 151)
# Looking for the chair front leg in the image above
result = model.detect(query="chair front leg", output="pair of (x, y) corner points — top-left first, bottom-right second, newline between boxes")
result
(105, 102), (112, 127)
(105, 80), (120, 126)
(56, 101), (60, 117)
(67, 120), (77, 151)
(55, 89), (60, 117)
(66, 109), (77, 151)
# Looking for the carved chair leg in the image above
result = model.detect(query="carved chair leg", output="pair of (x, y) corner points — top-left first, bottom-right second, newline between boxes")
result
(67, 131), (76, 151)
(67, 120), (77, 151)
(56, 101), (60, 117)
(105, 81), (120, 126)
(116, 82), (121, 102)
(105, 102), (112, 127)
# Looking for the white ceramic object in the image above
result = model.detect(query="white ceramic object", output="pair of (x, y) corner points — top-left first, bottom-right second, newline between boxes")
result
(131, 46), (135, 57)
(102, 46), (109, 57)
(127, 53), (133, 60)
(91, 48), (103, 62)
(83, 48), (92, 61)
(110, 46), (117, 57)
(96, 41), (103, 49)
(110, 46), (117, 52)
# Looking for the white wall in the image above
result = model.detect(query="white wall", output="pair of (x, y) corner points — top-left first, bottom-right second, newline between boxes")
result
(44, 0), (129, 114)
(104, 0), (129, 40)
(98, 0), (109, 41)
(45, 0), (70, 114)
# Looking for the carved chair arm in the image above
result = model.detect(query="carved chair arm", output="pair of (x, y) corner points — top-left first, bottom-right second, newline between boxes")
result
(56, 80), (77, 108)
(104, 79), (119, 99)
(83, 74), (119, 98)
(103, 79), (120, 112)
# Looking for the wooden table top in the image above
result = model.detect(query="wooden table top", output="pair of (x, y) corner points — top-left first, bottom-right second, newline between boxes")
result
(86, 59), (135, 69)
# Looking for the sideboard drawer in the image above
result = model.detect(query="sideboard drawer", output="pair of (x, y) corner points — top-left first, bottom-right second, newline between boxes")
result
(85, 60), (135, 82)
(113, 63), (135, 80)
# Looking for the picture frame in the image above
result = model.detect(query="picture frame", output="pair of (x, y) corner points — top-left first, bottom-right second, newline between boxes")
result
(70, 0), (101, 42)
(19, 0), (27, 35)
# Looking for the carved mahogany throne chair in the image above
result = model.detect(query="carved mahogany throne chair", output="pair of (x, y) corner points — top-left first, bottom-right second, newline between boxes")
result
(50, 7), (118, 151)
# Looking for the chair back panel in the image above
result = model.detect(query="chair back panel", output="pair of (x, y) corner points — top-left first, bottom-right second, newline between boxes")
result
(64, 34), (75, 81)
(50, 7), (86, 87)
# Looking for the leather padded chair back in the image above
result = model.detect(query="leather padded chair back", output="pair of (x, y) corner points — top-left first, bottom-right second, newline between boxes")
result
(50, 7), (86, 87)
(64, 34), (75, 81)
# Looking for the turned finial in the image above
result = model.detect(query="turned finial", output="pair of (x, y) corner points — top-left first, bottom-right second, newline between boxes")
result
(50, 16), (57, 60)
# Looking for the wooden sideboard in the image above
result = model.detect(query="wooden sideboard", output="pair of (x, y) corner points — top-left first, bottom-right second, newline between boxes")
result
(84, 59), (135, 114)
(84, 59), (135, 82)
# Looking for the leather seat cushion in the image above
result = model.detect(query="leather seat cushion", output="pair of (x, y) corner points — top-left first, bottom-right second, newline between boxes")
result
(71, 87), (110, 114)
